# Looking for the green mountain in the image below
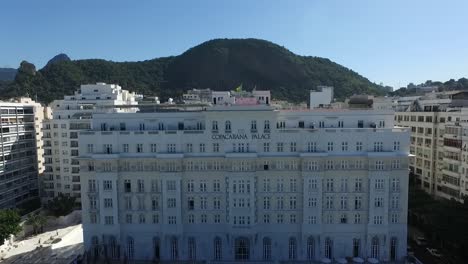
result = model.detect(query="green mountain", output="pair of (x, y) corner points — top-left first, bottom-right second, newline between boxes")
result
(0, 68), (17, 81)
(2, 38), (385, 104)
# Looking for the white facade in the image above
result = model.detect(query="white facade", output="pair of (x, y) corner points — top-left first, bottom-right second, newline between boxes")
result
(79, 104), (409, 263)
(0, 98), (45, 209)
(310, 86), (334, 109)
(42, 83), (138, 202)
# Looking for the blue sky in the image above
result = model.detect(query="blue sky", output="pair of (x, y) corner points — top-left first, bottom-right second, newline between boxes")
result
(1, 0), (468, 89)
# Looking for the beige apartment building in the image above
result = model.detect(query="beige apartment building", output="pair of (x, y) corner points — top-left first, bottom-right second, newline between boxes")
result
(395, 91), (468, 202)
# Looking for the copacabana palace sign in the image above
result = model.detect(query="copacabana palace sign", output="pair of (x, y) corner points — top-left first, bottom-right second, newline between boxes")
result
(211, 133), (271, 140)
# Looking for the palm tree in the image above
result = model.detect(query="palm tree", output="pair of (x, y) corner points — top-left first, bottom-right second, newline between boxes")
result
(26, 212), (47, 235)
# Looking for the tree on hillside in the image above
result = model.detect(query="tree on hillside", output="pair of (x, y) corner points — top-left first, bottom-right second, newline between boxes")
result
(0, 209), (22, 245)
(25, 212), (48, 235)
(46, 193), (77, 217)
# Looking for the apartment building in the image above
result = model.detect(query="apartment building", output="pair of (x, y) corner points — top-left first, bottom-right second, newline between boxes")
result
(0, 98), (45, 209)
(395, 91), (468, 201)
(78, 92), (409, 263)
(41, 83), (139, 203)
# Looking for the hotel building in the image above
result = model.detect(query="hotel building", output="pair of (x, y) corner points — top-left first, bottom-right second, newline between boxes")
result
(0, 98), (45, 209)
(79, 90), (409, 263)
(41, 83), (138, 203)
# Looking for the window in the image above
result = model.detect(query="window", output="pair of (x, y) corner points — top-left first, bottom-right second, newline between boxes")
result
(327, 142), (334, 151)
(234, 238), (249, 260)
(289, 196), (297, 209)
(340, 213), (347, 223)
(225, 121), (231, 132)
(353, 239), (360, 257)
(375, 179), (384, 190)
(213, 180), (221, 192)
(325, 238), (333, 259)
(290, 214), (296, 223)
(375, 160), (385, 170)
(214, 238), (222, 260)
(373, 196), (383, 208)
(170, 237), (178, 260)
(127, 237), (134, 260)
(168, 216), (177, 225)
(137, 179), (144, 192)
(167, 180), (176, 191)
(167, 198), (176, 208)
(392, 159), (401, 169)
(87, 144), (94, 153)
(186, 143), (193, 153)
(277, 142), (284, 152)
(136, 144), (143, 153)
(391, 178), (400, 192)
(391, 196), (399, 209)
(251, 120), (257, 131)
(199, 143), (206, 152)
(122, 144), (128, 153)
(373, 142), (383, 152)
(188, 238), (196, 260)
(325, 196), (334, 209)
(125, 197), (132, 210)
(288, 237), (297, 260)
(393, 141), (400, 151)
(124, 180), (131, 193)
(308, 215), (317, 224)
(290, 179), (297, 192)
(212, 121), (218, 131)
(213, 143), (220, 152)
(307, 237), (315, 260)
(264, 120), (270, 130)
(263, 142), (270, 152)
(391, 213), (399, 223)
(371, 237), (380, 258)
(340, 196), (347, 209)
(103, 180), (112, 191)
(354, 196), (362, 209)
(355, 178), (363, 192)
(307, 142), (317, 152)
(263, 214), (270, 223)
(89, 197), (97, 209)
(104, 198), (113, 208)
(354, 213), (361, 224)
(151, 144), (157, 153)
(139, 214), (146, 223)
(326, 179), (334, 192)
(373, 216), (383, 225)
(341, 142), (348, 151)
(104, 216), (114, 225)
(214, 214), (221, 223)
(308, 197), (317, 207)
(152, 198), (159, 211)
(88, 180), (96, 192)
(188, 214), (195, 223)
(167, 144), (176, 153)
(290, 142), (297, 152)
(263, 238), (272, 260)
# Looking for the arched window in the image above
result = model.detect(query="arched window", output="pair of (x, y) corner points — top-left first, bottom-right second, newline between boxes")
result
(325, 237), (333, 259)
(214, 237), (222, 260)
(390, 237), (397, 261)
(126, 237), (134, 260)
(353, 238), (360, 257)
(307, 236), (315, 260)
(171, 237), (178, 260)
(225, 121), (231, 132)
(109, 236), (118, 259)
(371, 237), (379, 259)
(91, 236), (99, 257)
(263, 237), (272, 260)
(234, 237), (249, 260)
(153, 237), (160, 260)
(188, 237), (196, 260)
(288, 237), (297, 260)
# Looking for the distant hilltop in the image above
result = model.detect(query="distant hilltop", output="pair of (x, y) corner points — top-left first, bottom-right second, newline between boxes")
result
(0, 38), (388, 103)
